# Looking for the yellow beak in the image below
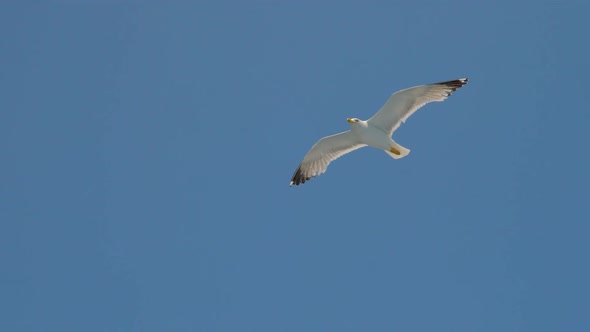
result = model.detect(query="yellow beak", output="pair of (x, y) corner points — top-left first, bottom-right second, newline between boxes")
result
(347, 118), (354, 123)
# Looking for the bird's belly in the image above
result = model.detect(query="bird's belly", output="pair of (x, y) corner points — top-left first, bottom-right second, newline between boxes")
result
(357, 128), (391, 150)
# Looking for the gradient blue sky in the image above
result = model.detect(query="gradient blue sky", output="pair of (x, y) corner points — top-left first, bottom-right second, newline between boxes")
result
(2, 1), (590, 331)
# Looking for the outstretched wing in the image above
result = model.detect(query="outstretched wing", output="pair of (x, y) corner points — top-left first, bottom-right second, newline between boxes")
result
(290, 131), (366, 186)
(368, 78), (468, 136)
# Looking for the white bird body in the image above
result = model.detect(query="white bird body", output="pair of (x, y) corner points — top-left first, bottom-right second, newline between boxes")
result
(290, 78), (468, 186)
(349, 120), (389, 150)
(348, 119), (410, 159)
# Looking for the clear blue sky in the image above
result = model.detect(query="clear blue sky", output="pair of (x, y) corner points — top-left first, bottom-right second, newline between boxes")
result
(2, 1), (590, 331)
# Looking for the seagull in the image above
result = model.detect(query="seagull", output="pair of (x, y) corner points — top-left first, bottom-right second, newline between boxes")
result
(290, 78), (468, 186)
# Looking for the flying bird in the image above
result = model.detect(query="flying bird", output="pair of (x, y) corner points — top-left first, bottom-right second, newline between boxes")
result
(290, 78), (468, 186)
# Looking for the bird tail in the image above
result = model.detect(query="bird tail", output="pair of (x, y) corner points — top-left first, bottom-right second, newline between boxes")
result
(384, 142), (410, 159)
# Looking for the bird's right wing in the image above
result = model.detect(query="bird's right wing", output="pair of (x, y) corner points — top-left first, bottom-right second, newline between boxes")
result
(368, 78), (468, 136)
(290, 131), (366, 186)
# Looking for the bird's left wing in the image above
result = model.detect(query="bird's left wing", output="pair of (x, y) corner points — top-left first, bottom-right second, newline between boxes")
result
(368, 78), (468, 136)
(290, 131), (366, 186)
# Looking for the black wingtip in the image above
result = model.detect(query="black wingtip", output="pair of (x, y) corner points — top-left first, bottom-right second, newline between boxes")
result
(435, 78), (468, 91)
(290, 165), (311, 186)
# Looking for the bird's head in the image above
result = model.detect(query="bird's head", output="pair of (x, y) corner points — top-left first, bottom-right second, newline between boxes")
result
(347, 118), (360, 125)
